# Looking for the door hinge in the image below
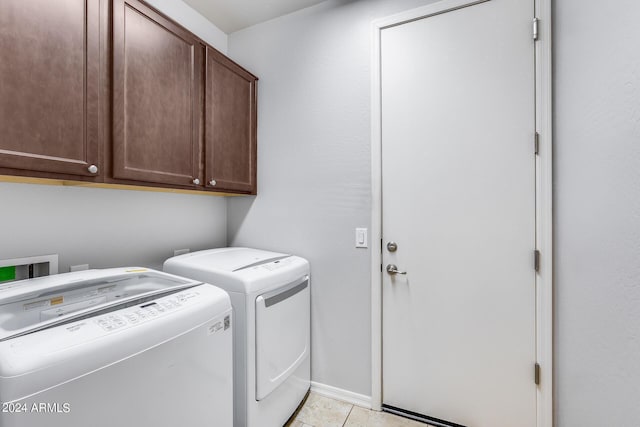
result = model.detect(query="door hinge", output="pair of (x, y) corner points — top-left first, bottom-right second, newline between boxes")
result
(381, 263), (383, 272)
(534, 132), (540, 155)
(534, 363), (541, 385)
(532, 18), (539, 41)
(534, 249), (540, 272)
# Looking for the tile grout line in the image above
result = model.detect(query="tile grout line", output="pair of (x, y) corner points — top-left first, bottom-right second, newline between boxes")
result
(342, 404), (355, 427)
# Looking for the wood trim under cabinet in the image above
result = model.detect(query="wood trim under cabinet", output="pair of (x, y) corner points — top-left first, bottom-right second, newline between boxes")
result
(0, 175), (246, 197)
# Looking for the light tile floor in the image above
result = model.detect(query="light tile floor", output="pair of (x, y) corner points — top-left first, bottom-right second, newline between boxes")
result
(285, 392), (434, 427)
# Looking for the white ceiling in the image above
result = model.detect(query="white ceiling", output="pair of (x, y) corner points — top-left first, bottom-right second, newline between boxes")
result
(183, 0), (328, 33)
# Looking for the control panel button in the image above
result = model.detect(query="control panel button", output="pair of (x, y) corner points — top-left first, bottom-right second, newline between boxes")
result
(92, 291), (192, 332)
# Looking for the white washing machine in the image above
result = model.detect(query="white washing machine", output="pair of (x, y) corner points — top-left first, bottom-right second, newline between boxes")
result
(164, 247), (310, 427)
(0, 267), (233, 427)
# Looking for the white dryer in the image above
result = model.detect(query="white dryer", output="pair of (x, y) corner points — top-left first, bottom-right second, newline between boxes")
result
(164, 248), (310, 427)
(0, 267), (233, 427)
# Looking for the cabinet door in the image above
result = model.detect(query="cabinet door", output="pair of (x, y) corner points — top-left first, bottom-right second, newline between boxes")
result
(0, 0), (102, 178)
(205, 48), (257, 194)
(113, 0), (202, 187)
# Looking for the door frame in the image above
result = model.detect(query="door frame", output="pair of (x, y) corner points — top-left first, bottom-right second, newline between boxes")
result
(369, 1), (553, 426)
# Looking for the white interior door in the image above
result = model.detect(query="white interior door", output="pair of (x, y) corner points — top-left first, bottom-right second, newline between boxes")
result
(380, 1), (536, 426)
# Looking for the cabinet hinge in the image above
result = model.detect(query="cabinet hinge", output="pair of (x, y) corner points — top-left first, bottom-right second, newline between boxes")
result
(534, 363), (541, 385)
(534, 249), (540, 272)
(532, 18), (539, 41)
(534, 132), (540, 155)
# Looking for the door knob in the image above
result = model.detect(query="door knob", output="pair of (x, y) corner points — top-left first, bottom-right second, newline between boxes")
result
(209, 179), (217, 186)
(386, 264), (406, 275)
(387, 241), (398, 252)
(87, 164), (98, 174)
(192, 178), (201, 185)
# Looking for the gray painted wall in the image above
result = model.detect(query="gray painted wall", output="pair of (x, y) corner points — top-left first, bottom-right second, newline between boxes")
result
(554, 1), (640, 426)
(145, 0), (227, 52)
(0, 1), (229, 274)
(226, 0), (438, 396)
(0, 183), (226, 272)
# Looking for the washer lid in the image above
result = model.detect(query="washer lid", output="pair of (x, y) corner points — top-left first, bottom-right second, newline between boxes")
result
(0, 267), (202, 341)
(171, 247), (290, 272)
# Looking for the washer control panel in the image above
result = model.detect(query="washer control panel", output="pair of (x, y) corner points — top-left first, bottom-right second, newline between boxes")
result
(93, 290), (200, 332)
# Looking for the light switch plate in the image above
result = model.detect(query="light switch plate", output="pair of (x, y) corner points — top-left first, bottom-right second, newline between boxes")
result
(355, 228), (368, 248)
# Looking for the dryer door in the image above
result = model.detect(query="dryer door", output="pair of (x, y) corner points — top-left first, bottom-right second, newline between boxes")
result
(255, 275), (310, 400)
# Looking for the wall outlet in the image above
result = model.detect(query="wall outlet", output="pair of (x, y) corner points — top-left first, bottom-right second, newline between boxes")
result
(173, 248), (190, 256)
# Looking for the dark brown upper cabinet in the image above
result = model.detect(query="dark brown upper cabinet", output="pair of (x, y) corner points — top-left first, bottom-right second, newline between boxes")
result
(1, 0), (258, 195)
(0, 0), (104, 179)
(205, 47), (258, 194)
(112, 0), (203, 188)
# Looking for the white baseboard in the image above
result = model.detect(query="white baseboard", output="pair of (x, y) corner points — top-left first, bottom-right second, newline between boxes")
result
(310, 381), (372, 409)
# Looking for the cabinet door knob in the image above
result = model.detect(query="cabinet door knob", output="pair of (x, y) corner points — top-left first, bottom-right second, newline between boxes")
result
(192, 178), (201, 185)
(209, 179), (217, 186)
(87, 164), (99, 174)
